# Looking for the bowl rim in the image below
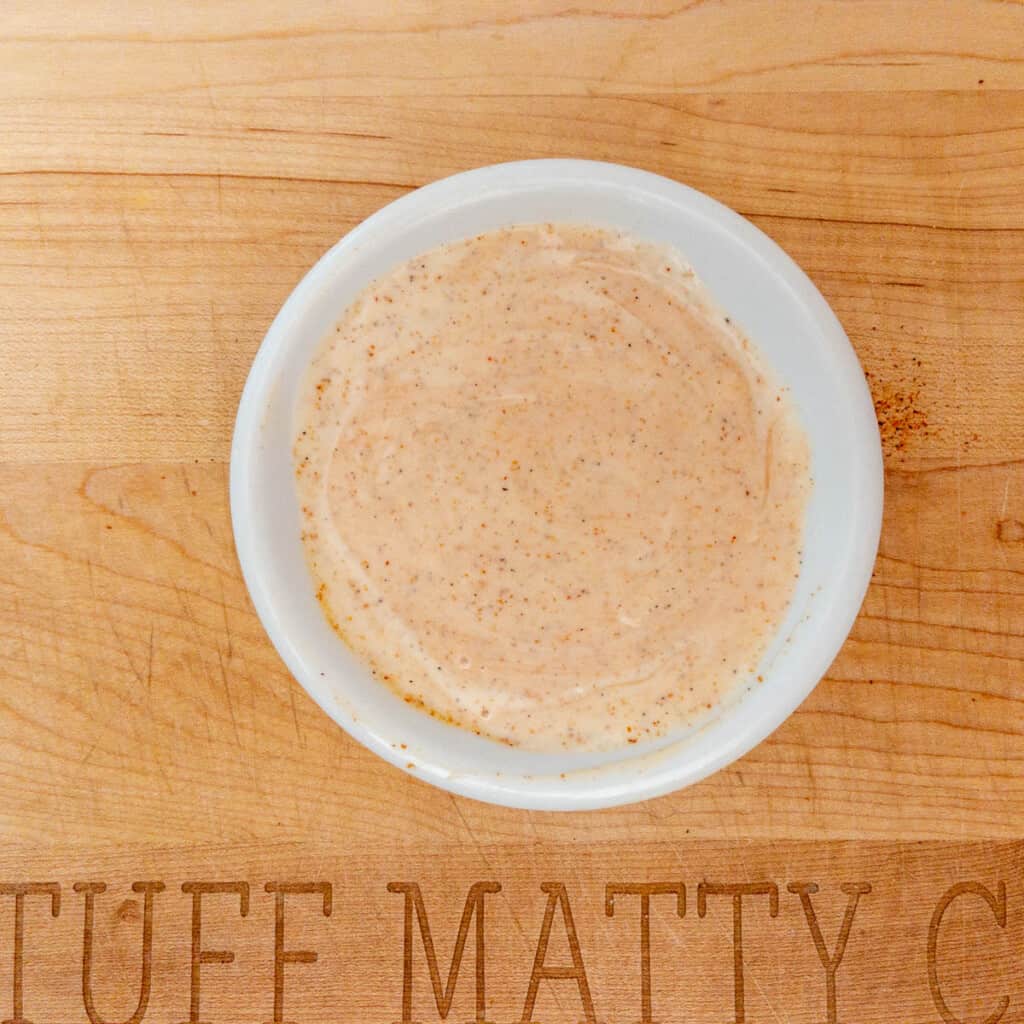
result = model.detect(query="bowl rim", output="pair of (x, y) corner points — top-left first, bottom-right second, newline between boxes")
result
(230, 158), (884, 811)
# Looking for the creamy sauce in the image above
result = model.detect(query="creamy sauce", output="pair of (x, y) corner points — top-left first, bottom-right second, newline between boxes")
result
(294, 224), (811, 752)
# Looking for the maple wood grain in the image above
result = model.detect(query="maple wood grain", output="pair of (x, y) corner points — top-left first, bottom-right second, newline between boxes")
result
(1, 0), (1023, 860)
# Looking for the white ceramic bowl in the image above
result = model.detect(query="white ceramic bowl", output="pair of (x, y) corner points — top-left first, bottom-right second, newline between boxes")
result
(231, 159), (883, 810)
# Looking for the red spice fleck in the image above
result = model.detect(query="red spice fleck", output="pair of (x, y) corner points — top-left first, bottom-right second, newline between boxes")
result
(865, 365), (932, 455)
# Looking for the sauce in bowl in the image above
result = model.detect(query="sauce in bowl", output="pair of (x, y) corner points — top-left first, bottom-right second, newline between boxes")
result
(294, 223), (811, 752)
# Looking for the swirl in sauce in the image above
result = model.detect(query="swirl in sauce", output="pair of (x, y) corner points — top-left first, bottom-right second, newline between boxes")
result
(294, 224), (811, 752)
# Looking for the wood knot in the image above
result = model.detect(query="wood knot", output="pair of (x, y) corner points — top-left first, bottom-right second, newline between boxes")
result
(996, 518), (1024, 544)
(116, 898), (141, 923)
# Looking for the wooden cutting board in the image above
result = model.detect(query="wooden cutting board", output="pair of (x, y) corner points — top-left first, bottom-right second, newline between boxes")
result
(1, 3), (1022, 1021)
